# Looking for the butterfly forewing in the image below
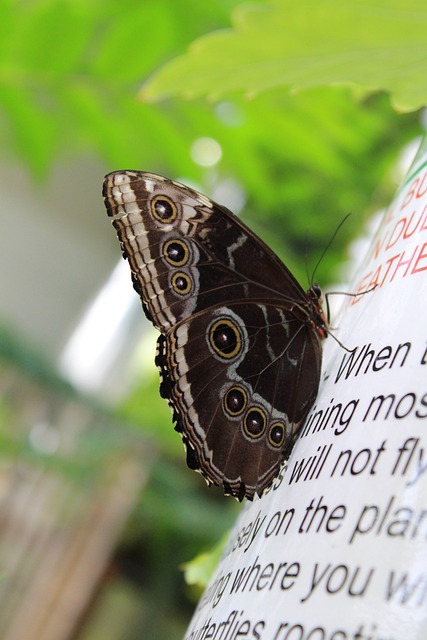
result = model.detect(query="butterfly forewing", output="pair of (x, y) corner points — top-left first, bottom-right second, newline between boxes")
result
(103, 170), (326, 500)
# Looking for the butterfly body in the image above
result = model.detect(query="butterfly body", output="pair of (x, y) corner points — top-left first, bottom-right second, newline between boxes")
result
(103, 171), (327, 500)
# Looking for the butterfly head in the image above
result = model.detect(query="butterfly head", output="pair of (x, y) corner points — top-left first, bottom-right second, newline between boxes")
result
(307, 284), (329, 340)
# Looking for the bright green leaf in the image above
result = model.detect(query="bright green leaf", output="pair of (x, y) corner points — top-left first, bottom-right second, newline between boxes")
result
(182, 532), (229, 587)
(141, 0), (427, 112)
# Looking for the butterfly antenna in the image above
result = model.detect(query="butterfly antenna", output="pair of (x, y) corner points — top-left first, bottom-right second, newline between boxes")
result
(304, 227), (311, 287)
(310, 213), (351, 286)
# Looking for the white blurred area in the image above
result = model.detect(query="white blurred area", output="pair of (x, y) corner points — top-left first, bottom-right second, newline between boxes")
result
(58, 260), (143, 396)
(0, 158), (154, 401)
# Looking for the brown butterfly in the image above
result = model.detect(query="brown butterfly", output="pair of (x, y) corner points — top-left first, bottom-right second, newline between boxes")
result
(103, 171), (327, 500)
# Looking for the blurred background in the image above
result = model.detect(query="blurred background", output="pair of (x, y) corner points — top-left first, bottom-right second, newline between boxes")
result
(0, 1), (425, 638)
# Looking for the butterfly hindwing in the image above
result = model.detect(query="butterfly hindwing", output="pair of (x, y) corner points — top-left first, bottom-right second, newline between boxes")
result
(157, 302), (322, 500)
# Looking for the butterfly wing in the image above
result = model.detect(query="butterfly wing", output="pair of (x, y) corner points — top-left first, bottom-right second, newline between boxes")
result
(103, 170), (325, 500)
(103, 171), (306, 331)
(158, 302), (321, 500)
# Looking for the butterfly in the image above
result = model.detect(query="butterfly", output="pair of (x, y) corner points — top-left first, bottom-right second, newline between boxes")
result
(103, 171), (328, 501)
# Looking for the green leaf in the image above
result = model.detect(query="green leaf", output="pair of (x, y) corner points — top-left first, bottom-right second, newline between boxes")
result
(182, 532), (229, 588)
(141, 0), (427, 112)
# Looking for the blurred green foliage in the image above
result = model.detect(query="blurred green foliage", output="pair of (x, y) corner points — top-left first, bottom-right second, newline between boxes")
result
(0, 0), (426, 637)
(0, 0), (423, 283)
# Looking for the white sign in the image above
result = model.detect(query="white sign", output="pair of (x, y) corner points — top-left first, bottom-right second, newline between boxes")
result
(185, 142), (427, 640)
